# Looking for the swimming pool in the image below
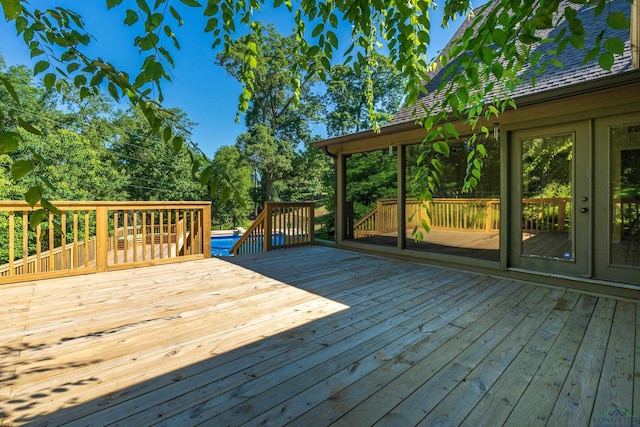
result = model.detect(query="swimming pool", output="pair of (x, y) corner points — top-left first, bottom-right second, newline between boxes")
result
(210, 234), (285, 256)
(210, 235), (242, 256)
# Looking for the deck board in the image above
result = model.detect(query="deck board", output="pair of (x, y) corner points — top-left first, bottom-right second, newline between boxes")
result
(1, 246), (639, 426)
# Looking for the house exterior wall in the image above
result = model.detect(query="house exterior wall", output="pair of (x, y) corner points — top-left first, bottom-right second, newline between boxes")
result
(324, 78), (640, 298)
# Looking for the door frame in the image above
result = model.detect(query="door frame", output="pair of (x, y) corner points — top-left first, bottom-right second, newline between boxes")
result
(593, 112), (640, 285)
(508, 121), (592, 278)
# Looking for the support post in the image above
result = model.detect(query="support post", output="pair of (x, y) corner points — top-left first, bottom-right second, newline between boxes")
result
(203, 203), (211, 258)
(96, 206), (108, 272)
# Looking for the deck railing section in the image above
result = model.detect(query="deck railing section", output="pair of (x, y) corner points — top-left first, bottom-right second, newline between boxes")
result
(521, 198), (571, 232)
(614, 198), (640, 240)
(0, 201), (211, 284)
(352, 197), (572, 237)
(353, 198), (501, 238)
(231, 202), (315, 255)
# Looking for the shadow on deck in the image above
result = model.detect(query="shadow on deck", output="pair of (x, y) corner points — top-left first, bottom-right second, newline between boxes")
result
(1, 246), (639, 426)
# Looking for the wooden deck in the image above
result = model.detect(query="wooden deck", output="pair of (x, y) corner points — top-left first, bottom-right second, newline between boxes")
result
(2, 246), (639, 426)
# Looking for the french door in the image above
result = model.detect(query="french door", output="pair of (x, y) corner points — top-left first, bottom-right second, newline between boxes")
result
(594, 113), (640, 285)
(509, 122), (591, 278)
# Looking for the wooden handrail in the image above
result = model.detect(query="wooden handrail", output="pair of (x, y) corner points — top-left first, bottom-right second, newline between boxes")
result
(351, 197), (585, 237)
(231, 202), (315, 256)
(353, 198), (502, 237)
(231, 208), (268, 255)
(0, 201), (211, 285)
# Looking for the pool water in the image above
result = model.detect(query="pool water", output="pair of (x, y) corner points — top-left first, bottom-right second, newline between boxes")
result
(210, 235), (242, 256)
(210, 234), (285, 256)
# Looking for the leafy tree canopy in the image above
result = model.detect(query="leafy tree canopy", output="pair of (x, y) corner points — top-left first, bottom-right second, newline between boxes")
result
(0, 0), (632, 208)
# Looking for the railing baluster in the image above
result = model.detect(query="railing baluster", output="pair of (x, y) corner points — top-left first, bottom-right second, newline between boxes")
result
(9, 211), (14, 276)
(61, 211), (67, 270)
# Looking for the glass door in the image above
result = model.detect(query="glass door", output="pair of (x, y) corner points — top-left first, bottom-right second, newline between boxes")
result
(594, 114), (640, 285)
(509, 122), (590, 277)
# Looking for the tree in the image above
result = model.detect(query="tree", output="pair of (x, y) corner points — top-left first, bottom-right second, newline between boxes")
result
(210, 145), (253, 227)
(218, 25), (320, 202)
(324, 52), (405, 137)
(110, 108), (208, 201)
(0, 0), (632, 208)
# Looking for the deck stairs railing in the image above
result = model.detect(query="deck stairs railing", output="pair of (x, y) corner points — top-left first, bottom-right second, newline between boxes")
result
(352, 198), (576, 238)
(0, 201), (211, 285)
(231, 202), (315, 255)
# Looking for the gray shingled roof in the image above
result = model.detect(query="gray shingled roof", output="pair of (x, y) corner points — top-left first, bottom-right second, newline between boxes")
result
(389, 0), (634, 126)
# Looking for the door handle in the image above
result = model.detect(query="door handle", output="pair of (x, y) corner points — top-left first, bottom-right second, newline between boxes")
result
(580, 207), (588, 213)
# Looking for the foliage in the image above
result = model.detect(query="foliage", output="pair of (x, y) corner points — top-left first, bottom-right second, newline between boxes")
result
(521, 135), (572, 198)
(210, 145), (253, 227)
(218, 25), (321, 202)
(346, 149), (397, 220)
(0, 0), (632, 217)
(110, 108), (208, 201)
(324, 52), (405, 137)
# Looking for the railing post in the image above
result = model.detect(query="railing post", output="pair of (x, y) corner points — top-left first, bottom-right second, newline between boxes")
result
(96, 206), (109, 272)
(558, 199), (566, 232)
(203, 203), (211, 258)
(308, 203), (315, 244)
(485, 200), (493, 231)
(376, 200), (383, 235)
(265, 202), (273, 252)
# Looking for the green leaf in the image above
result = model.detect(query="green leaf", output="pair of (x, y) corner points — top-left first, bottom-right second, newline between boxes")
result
(145, 12), (163, 32)
(29, 209), (48, 230)
(0, 131), (20, 153)
(1, 0), (21, 19)
(326, 31), (338, 49)
(163, 126), (172, 142)
(0, 76), (19, 103)
(18, 118), (43, 135)
(443, 122), (458, 139)
(582, 45), (600, 64)
(179, 0), (202, 6)
(532, 14), (553, 29)
(125, 9), (139, 26)
(41, 198), (62, 215)
(169, 6), (183, 25)
(136, 0), (150, 14)
(191, 159), (201, 176)
(607, 12), (630, 30)
(172, 135), (184, 152)
(492, 28), (507, 47)
(106, 0), (124, 9)
(107, 82), (120, 101)
(11, 159), (33, 181)
(24, 185), (42, 208)
(311, 23), (324, 37)
(199, 167), (212, 185)
(551, 59), (563, 68)
(433, 141), (450, 157)
(604, 37), (625, 55)
(33, 60), (50, 75)
(569, 34), (584, 50)
(598, 52), (614, 70)
(43, 72), (56, 89)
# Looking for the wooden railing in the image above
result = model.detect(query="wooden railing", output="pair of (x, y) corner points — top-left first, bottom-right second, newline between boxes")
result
(232, 202), (315, 255)
(521, 198), (571, 232)
(350, 197), (640, 238)
(0, 201), (211, 284)
(353, 198), (501, 238)
(614, 198), (640, 240)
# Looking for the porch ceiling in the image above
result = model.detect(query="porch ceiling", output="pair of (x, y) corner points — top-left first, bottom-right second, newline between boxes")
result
(1, 246), (638, 426)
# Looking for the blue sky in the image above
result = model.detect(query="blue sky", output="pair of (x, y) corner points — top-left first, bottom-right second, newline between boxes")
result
(0, 1), (468, 157)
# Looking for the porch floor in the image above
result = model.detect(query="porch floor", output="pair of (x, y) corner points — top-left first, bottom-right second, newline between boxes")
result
(2, 246), (639, 426)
